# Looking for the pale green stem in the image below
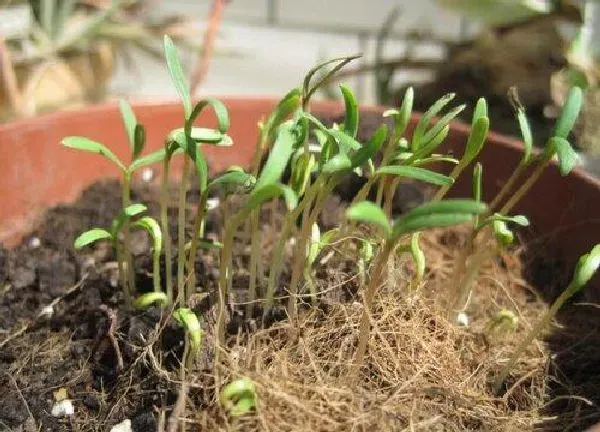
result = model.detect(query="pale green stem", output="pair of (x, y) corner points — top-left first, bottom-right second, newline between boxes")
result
(247, 210), (261, 317)
(493, 283), (575, 394)
(116, 242), (131, 306)
(432, 163), (463, 201)
(160, 156), (174, 305)
(186, 192), (208, 302)
(500, 157), (550, 215)
(122, 172), (136, 298)
(177, 157), (191, 306)
(488, 162), (527, 213)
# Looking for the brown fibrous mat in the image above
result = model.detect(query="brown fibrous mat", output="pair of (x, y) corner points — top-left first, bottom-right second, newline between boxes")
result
(1, 178), (599, 432)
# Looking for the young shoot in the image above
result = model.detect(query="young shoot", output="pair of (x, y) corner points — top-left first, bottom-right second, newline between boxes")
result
(220, 377), (258, 418)
(493, 244), (600, 394)
(162, 35), (233, 306)
(173, 307), (204, 369)
(345, 199), (487, 380)
(74, 203), (147, 305)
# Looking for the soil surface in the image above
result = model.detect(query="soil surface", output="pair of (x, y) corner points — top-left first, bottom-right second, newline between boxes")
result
(1, 111), (600, 431)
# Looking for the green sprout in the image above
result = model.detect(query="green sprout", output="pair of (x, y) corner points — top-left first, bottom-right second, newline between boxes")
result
(345, 199), (487, 380)
(162, 35), (234, 306)
(173, 307), (204, 368)
(220, 378), (258, 418)
(74, 203), (147, 305)
(132, 216), (163, 294)
(485, 309), (518, 335)
(493, 244), (600, 394)
(134, 292), (169, 310)
(63, 101), (169, 301)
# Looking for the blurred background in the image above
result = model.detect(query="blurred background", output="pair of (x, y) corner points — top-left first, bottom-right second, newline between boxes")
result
(1, 0), (598, 169)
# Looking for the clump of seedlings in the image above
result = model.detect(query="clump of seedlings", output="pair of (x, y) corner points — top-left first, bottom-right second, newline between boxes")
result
(62, 33), (597, 424)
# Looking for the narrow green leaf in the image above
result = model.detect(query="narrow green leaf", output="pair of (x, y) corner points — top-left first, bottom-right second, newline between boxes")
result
(133, 216), (163, 256)
(302, 55), (361, 104)
(62, 136), (126, 171)
(351, 124), (388, 167)
(391, 86), (414, 138)
(164, 35), (192, 118)
(346, 201), (392, 237)
(548, 136), (578, 176)
(247, 184), (298, 212)
(290, 151), (316, 196)
(473, 98), (488, 124)
(405, 125), (450, 164)
(262, 88), (301, 142)
(307, 223), (322, 265)
(134, 292), (168, 309)
(322, 152), (352, 174)
(133, 124), (146, 160)
(392, 213), (475, 240)
(340, 84), (359, 138)
(412, 93), (455, 150)
(516, 108), (533, 164)
(392, 199), (486, 240)
(255, 123), (296, 190)
(173, 308), (203, 351)
(462, 116), (489, 166)
(473, 162), (482, 203)
(412, 156), (460, 167)
(375, 165), (453, 186)
(74, 228), (112, 249)
(328, 128), (362, 152)
(420, 104), (466, 147)
(572, 244), (600, 291)
(187, 99), (230, 134)
(208, 169), (256, 193)
(554, 86), (583, 139)
(119, 99), (137, 151)
(129, 148), (168, 172)
(111, 203), (147, 238)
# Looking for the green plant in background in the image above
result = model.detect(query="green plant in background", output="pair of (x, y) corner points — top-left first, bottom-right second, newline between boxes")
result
(493, 243), (600, 394)
(220, 377), (258, 418)
(173, 307), (204, 368)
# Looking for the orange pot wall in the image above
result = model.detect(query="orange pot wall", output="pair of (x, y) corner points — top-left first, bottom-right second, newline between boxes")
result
(1, 99), (599, 293)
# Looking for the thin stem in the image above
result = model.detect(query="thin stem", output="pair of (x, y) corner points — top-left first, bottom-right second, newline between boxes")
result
(264, 181), (320, 317)
(450, 246), (497, 319)
(488, 163), (527, 213)
(217, 213), (244, 345)
(304, 266), (318, 305)
(177, 157), (191, 306)
(247, 210), (261, 317)
(152, 246), (161, 294)
(160, 157), (174, 305)
(122, 172), (135, 300)
(186, 192), (208, 302)
(116, 242), (131, 306)
(432, 163), (462, 201)
(350, 241), (394, 382)
(493, 284), (575, 394)
(500, 157), (550, 215)
(383, 177), (402, 218)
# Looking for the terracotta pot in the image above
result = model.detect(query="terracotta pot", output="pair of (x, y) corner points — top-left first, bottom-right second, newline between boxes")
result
(1, 98), (599, 295)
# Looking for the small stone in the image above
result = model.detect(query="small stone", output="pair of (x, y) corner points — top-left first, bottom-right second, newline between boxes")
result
(51, 399), (74, 417)
(206, 197), (220, 210)
(40, 305), (54, 319)
(29, 237), (41, 249)
(141, 168), (154, 182)
(110, 419), (132, 432)
(457, 312), (469, 327)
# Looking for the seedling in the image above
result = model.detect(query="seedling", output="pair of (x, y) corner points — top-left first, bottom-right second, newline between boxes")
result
(493, 244), (600, 394)
(74, 203), (147, 305)
(346, 199), (487, 379)
(220, 377), (258, 418)
(173, 307), (204, 368)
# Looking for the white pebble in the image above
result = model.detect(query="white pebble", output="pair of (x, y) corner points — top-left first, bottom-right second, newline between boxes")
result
(141, 168), (154, 182)
(29, 237), (41, 248)
(206, 197), (220, 210)
(110, 419), (132, 432)
(40, 305), (54, 319)
(457, 312), (469, 328)
(51, 399), (74, 417)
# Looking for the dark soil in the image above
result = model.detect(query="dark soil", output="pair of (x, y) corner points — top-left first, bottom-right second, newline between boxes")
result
(1, 110), (599, 431)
